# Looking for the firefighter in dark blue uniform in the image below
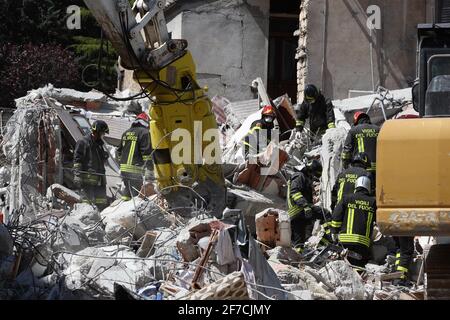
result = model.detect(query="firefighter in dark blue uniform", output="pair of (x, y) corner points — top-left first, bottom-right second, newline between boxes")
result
(295, 84), (336, 136)
(117, 113), (153, 200)
(331, 176), (377, 268)
(73, 120), (110, 210)
(287, 160), (331, 246)
(331, 152), (371, 211)
(341, 112), (380, 177)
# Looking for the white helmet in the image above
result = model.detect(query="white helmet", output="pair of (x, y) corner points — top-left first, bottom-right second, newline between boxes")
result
(355, 176), (371, 193)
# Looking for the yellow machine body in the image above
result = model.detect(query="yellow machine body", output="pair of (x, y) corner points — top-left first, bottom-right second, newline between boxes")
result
(376, 118), (450, 236)
(136, 51), (225, 214)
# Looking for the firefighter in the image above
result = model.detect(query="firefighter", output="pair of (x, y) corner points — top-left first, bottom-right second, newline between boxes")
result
(287, 160), (330, 245)
(73, 120), (110, 210)
(341, 112), (380, 177)
(243, 105), (277, 157)
(331, 176), (376, 268)
(117, 112), (153, 201)
(392, 236), (415, 286)
(331, 152), (371, 211)
(295, 84), (336, 137)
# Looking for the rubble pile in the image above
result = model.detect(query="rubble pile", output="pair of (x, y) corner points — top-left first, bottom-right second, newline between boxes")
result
(0, 86), (423, 300)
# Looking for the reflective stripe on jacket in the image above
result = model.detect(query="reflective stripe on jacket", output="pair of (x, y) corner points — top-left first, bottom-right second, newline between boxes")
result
(117, 123), (153, 175)
(331, 191), (377, 248)
(342, 124), (380, 172)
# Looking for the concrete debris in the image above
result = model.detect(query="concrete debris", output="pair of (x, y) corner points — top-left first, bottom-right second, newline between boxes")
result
(101, 196), (173, 242)
(147, 229), (180, 281)
(0, 86), (425, 300)
(136, 231), (158, 258)
(272, 264), (337, 300)
(52, 222), (90, 253)
(365, 263), (390, 275)
(183, 271), (249, 300)
(319, 127), (349, 210)
(177, 228), (200, 262)
(227, 188), (281, 234)
(287, 289), (312, 300)
(61, 204), (106, 246)
(267, 246), (302, 265)
(332, 87), (412, 113)
(215, 229), (236, 266)
(319, 261), (366, 300)
(61, 245), (154, 299)
(255, 209), (291, 248)
(47, 184), (82, 208)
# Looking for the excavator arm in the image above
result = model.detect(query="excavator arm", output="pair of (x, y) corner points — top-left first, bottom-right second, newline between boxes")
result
(83, 0), (186, 70)
(83, 0), (226, 216)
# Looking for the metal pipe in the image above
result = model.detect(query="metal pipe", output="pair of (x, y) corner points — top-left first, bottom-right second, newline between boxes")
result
(370, 28), (375, 92)
(321, 0), (329, 91)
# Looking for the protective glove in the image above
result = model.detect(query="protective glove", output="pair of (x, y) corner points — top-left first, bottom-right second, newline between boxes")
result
(328, 123), (336, 129)
(73, 175), (82, 189)
(304, 206), (313, 220)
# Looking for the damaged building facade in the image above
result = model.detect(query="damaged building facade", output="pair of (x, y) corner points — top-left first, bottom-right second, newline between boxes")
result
(122, 0), (444, 104)
(297, 0), (438, 100)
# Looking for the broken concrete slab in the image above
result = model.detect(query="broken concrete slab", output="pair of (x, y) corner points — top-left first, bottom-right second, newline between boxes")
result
(215, 228), (235, 266)
(332, 88), (411, 113)
(136, 231), (158, 258)
(364, 284), (376, 300)
(148, 229), (180, 280)
(176, 228), (200, 262)
(287, 289), (312, 300)
(47, 184), (82, 208)
(319, 260), (366, 300)
(272, 263), (337, 300)
(61, 245), (154, 299)
(186, 217), (217, 243)
(70, 203), (102, 226)
(227, 188), (283, 234)
(0, 167), (11, 187)
(365, 263), (389, 275)
(320, 127), (349, 210)
(101, 197), (172, 242)
(53, 222), (90, 253)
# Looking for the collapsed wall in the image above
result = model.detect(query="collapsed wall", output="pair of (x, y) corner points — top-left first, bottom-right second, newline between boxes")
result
(1, 87), (58, 223)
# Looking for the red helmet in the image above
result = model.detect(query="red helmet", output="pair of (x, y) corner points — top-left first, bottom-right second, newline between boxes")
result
(261, 105), (276, 116)
(136, 112), (150, 122)
(353, 111), (369, 125)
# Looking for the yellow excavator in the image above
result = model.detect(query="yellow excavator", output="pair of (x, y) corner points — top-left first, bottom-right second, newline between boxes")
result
(83, 0), (226, 216)
(377, 24), (450, 299)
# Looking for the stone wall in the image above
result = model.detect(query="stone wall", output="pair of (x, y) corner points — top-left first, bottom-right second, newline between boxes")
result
(297, 0), (435, 101)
